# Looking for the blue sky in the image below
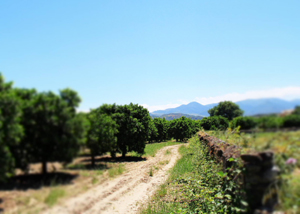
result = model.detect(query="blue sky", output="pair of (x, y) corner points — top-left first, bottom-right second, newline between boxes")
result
(1, 0), (299, 112)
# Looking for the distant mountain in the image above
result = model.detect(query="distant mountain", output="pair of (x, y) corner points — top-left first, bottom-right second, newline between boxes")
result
(150, 113), (203, 121)
(152, 98), (300, 117)
(152, 102), (217, 116)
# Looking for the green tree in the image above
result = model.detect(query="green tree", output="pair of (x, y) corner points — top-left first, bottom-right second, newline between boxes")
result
(148, 119), (158, 143)
(86, 109), (118, 167)
(16, 89), (85, 174)
(230, 116), (257, 130)
(98, 103), (151, 157)
(153, 118), (169, 142)
(208, 101), (244, 120)
(282, 115), (300, 128)
(11, 88), (38, 171)
(256, 115), (283, 129)
(0, 74), (23, 182)
(168, 117), (193, 141)
(200, 116), (229, 130)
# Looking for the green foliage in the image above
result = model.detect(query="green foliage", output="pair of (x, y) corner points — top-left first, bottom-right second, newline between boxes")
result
(210, 130), (300, 213)
(142, 137), (246, 214)
(86, 108), (118, 166)
(142, 141), (183, 157)
(256, 115), (283, 129)
(152, 118), (169, 142)
(13, 88), (85, 174)
(108, 164), (125, 177)
(168, 116), (194, 141)
(0, 74), (23, 182)
(230, 116), (257, 130)
(98, 103), (152, 157)
(200, 115), (229, 130)
(282, 114), (300, 128)
(44, 188), (65, 206)
(148, 119), (158, 143)
(208, 101), (244, 120)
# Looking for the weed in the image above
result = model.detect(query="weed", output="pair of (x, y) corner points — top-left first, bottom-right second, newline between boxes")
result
(44, 188), (65, 206)
(108, 164), (125, 177)
(165, 149), (171, 155)
(153, 165), (159, 170)
(92, 177), (98, 184)
(159, 160), (169, 165)
(141, 136), (247, 214)
(149, 167), (153, 177)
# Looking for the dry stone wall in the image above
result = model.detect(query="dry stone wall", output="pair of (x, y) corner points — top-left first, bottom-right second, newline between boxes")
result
(198, 131), (281, 214)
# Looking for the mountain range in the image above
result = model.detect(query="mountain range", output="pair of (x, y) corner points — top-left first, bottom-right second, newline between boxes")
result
(151, 98), (300, 117)
(151, 113), (204, 121)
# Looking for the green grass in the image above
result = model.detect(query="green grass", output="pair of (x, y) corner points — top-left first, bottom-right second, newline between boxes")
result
(149, 167), (153, 177)
(44, 188), (65, 206)
(141, 136), (247, 214)
(143, 141), (183, 157)
(165, 149), (171, 155)
(108, 164), (125, 177)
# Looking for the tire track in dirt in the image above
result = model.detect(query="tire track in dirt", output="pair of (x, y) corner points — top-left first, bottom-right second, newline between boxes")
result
(43, 144), (182, 214)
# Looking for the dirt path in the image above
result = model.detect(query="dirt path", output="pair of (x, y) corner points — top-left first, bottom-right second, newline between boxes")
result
(43, 144), (182, 214)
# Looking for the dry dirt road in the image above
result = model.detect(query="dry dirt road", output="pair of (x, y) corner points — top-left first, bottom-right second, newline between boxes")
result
(43, 144), (182, 214)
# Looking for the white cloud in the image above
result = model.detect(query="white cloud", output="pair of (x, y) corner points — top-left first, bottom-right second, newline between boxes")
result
(194, 86), (300, 105)
(144, 86), (300, 112)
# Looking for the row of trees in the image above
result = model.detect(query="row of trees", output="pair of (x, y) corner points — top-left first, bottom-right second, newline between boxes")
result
(0, 74), (86, 181)
(149, 117), (201, 143)
(202, 101), (300, 130)
(0, 73), (200, 181)
(2, 72), (299, 182)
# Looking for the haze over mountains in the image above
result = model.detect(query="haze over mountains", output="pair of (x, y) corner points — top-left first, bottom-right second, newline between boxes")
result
(151, 98), (300, 117)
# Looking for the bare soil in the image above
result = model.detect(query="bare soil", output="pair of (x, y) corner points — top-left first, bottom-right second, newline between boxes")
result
(0, 144), (182, 214)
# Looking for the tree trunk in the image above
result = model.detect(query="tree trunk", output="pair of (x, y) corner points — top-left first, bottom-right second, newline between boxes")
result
(42, 160), (47, 175)
(91, 154), (95, 167)
(122, 151), (126, 158)
(110, 151), (116, 158)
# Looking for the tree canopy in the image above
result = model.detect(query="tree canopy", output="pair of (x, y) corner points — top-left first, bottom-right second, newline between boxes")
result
(208, 101), (244, 120)
(86, 109), (118, 166)
(0, 74), (23, 181)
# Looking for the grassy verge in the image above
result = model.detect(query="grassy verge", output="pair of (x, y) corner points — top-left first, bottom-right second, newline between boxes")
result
(141, 136), (246, 214)
(142, 141), (184, 157)
(44, 188), (65, 206)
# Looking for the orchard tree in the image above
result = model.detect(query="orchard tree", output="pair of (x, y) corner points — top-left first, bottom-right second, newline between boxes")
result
(200, 116), (229, 130)
(208, 101), (243, 120)
(282, 115), (300, 128)
(230, 116), (257, 130)
(0, 74), (23, 182)
(86, 108), (118, 167)
(12, 88), (38, 171)
(148, 119), (158, 143)
(169, 117), (193, 142)
(98, 103), (151, 157)
(153, 118), (169, 142)
(18, 90), (85, 174)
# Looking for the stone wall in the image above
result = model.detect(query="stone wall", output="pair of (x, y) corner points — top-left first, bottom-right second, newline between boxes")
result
(198, 131), (280, 214)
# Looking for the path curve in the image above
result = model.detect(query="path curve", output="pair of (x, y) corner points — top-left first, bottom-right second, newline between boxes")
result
(43, 144), (182, 214)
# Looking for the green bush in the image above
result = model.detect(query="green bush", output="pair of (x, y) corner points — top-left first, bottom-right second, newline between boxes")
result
(256, 116), (283, 129)
(200, 116), (229, 130)
(282, 115), (300, 128)
(230, 116), (257, 130)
